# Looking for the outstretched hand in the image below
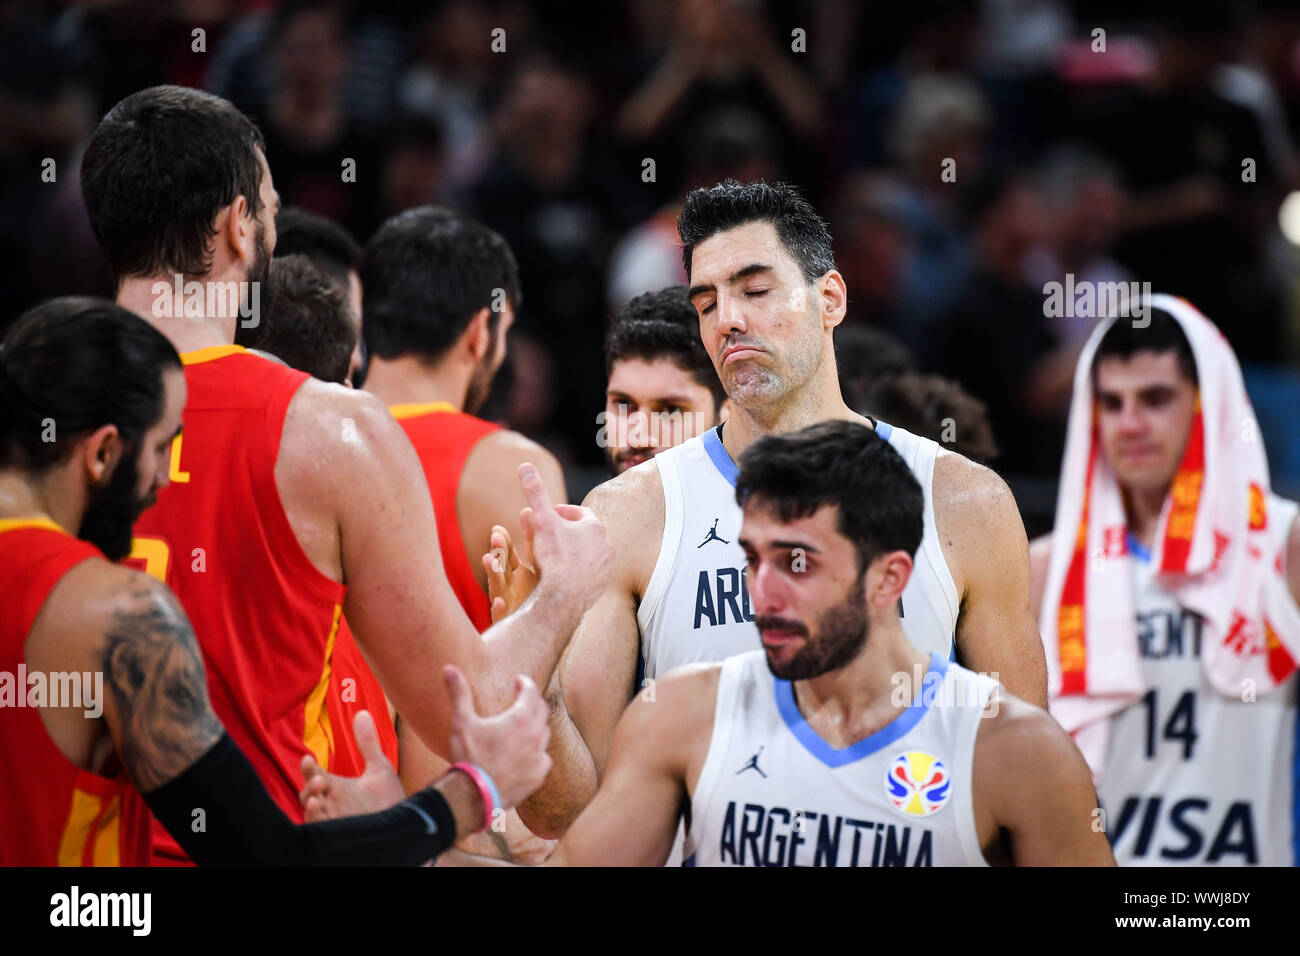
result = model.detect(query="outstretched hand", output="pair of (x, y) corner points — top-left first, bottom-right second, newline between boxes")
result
(299, 710), (405, 821)
(484, 524), (538, 623)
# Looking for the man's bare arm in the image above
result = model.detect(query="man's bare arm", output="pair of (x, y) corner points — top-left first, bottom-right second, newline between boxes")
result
(37, 565), (500, 864)
(393, 424), (586, 835)
(976, 694), (1115, 866)
(514, 674), (597, 836)
(546, 666), (718, 867)
(560, 466), (663, 780)
(57, 567), (225, 793)
(462, 436), (586, 835)
(935, 453), (1049, 708)
(283, 386), (610, 762)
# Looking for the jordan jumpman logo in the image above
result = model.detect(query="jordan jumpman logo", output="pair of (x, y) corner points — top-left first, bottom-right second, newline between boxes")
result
(697, 518), (729, 548)
(736, 746), (767, 778)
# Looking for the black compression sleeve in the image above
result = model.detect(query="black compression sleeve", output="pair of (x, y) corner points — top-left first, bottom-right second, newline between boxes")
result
(142, 733), (459, 866)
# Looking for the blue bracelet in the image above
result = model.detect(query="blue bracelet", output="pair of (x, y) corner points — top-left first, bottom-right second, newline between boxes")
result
(474, 763), (503, 824)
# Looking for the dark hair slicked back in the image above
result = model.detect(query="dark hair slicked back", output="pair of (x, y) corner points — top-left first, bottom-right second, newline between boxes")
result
(0, 297), (181, 473)
(678, 179), (836, 283)
(361, 207), (520, 363)
(1092, 307), (1199, 386)
(605, 286), (726, 408)
(735, 420), (923, 573)
(82, 86), (266, 282)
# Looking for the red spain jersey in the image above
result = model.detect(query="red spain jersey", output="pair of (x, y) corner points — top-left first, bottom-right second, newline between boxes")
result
(390, 403), (501, 632)
(127, 345), (383, 864)
(0, 519), (152, 866)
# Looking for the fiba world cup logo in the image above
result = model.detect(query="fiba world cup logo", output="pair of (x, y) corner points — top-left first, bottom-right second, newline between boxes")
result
(884, 751), (952, 818)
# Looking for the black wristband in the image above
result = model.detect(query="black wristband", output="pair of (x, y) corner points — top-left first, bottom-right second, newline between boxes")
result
(403, 785), (460, 845)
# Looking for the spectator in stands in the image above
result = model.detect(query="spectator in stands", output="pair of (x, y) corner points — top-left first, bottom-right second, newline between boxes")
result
(931, 172), (1069, 480)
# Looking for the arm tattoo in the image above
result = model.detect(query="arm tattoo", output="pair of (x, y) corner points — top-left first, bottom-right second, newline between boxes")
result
(102, 579), (223, 793)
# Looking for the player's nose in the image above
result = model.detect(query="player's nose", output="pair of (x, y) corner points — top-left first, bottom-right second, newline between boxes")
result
(1116, 400), (1146, 434)
(715, 291), (749, 336)
(748, 563), (787, 614)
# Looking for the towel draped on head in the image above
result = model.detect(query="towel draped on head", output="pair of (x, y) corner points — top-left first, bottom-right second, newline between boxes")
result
(1039, 294), (1300, 774)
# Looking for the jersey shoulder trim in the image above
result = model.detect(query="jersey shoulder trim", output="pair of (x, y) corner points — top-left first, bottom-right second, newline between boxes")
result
(180, 344), (246, 366)
(0, 517), (66, 536)
(700, 426), (738, 487)
(388, 401), (457, 421)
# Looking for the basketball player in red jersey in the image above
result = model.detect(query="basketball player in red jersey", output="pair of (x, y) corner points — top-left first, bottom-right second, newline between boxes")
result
(240, 251), (401, 777)
(361, 207), (567, 632)
(80, 85), (611, 863)
(359, 207), (567, 862)
(0, 298), (555, 866)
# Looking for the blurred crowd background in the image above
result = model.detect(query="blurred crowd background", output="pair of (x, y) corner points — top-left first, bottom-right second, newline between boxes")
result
(4, 0), (1300, 530)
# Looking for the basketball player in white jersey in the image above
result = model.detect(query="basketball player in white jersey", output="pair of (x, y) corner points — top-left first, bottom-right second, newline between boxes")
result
(603, 286), (729, 476)
(555, 180), (1048, 833)
(1030, 308), (1300, 865)
(304, 422), (1111, 866)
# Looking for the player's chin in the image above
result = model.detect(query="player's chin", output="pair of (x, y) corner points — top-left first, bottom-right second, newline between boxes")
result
(1113, 462), (1173, 496)
(760, 635), (807, 675)
(726, 369), (781, 403)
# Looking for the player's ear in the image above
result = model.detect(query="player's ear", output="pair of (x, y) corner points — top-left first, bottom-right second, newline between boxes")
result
(215, 193), (252, 270)
(80, 424), (123, 487)
(465, 307), (493, 361)
(869, 550), (913, 608)
(817, 271), (848, 330)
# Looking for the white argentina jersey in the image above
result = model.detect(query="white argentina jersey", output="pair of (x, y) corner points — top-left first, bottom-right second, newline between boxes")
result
(1097, 498), (1300, 866)
(639, 420), (960, 680)
(683, 650), (997, 866)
